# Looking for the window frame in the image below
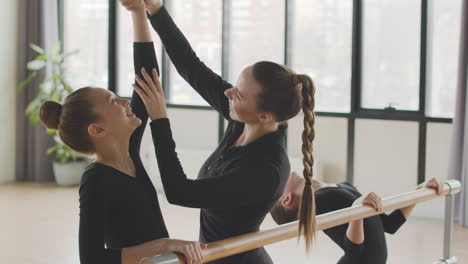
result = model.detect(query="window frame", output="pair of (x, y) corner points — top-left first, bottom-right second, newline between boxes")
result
(61, 0), (456, 186)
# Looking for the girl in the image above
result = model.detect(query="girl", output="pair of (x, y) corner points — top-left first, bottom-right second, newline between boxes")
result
(270, 171), (443, 263)
(39, 2), (204, 264)
(121, 1), (318, 263)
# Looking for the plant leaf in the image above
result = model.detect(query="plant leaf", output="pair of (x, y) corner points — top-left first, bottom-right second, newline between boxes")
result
(27, 60), (46, 71)
(29, 43), (45, 54)
(18, 72), (37, 90)
(57, 49), (79, 63)
(49, 41), (62, 60)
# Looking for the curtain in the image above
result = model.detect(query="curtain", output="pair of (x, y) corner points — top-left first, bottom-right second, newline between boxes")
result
(16, 0), (59, 181)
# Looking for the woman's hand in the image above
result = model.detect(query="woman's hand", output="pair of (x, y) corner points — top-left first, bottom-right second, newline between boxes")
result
(144, 0), (163, 15)
(353, 192), (383, 212)
(120, 0), (146, 12)
(165, 239), (206, 264)
(417, 177), (443, 195)
(133, 67), (168, 120)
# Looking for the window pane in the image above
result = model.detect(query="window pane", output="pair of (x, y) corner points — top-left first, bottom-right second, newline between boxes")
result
(291, 0), (352, 112)
(116, 5), (163, 97)
(168, 1), (222, 106)
(228, 0), (285, 83)
(362, 0), (421, 110)
(426, 0), (462, 118)
(64, 0), (108, 89)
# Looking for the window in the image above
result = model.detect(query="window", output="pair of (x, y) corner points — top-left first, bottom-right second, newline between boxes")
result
(426, 0), (462, 118)
(291, 0), (352, 112)
(64, 0), (109, 89)
(167, 1), (222, 106)
(116, 4), (163, 97)
(227, 0), (285, 83)
(361, 0), (421, 111)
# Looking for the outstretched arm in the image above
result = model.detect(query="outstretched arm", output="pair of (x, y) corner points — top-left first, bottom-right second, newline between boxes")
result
(132, 73), (282, 208)
(146, 2), (232, 120)
(126, 2), (160, 159)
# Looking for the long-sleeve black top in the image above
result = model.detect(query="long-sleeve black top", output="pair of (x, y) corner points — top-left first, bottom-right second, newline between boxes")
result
(315, 182), (407, 264)
(79, 42), (168, 264)
(148, 6), (290, 264)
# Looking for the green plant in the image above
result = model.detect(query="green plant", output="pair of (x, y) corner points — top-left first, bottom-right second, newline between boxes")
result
(19, 41), (83, 164)
(46, 137), (86, 164)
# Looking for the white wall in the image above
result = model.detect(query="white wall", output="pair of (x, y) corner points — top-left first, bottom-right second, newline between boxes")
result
(0, 1), (18, 183)
(413, 122), (452, 219)
(288, 114), (348, 183)
(354, 119), (419, 196)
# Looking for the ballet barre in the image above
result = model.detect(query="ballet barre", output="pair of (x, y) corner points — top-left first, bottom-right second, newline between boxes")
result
(141, 180), (461, 264)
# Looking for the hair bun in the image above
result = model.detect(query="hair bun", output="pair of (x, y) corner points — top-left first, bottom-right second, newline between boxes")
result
(39, 101), (63, 130)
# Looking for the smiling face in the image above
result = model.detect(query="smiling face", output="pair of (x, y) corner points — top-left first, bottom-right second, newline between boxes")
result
(224, 65), (274, 123)
(87, 88), (142, 142)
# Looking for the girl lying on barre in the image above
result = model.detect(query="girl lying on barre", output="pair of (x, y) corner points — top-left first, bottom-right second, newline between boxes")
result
(270, 171), (442, 264)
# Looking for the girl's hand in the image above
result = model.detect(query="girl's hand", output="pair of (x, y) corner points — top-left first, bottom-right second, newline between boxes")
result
(417, 177), (443, 195)
(120, 0), (146, 12)
(133, 67), (168, 120)
(353, 192), (383, 212)
(166, 239), (206, 264)
(144, 0), (163, 15)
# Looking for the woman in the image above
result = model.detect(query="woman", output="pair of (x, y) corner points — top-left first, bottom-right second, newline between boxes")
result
(39, 3), (204, 264)
(270, 171), (443, 263)
(121, 1), (319, 263)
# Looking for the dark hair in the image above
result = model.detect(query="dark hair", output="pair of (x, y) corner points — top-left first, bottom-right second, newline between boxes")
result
(270, 201), (299, 225)
(253, 61), (317, 251)
(39, 87), (99, 154)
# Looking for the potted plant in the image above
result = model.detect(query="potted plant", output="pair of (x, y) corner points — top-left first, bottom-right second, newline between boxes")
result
(19, 41), (89, 186)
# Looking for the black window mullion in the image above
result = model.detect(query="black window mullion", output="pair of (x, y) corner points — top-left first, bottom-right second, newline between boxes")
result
(161, 0), (172, 98)
(419, 0), (428, 116)
(348, 0), (362, 183)
(417, 0), (429, 184)
(218, 0), (231, 142)
(108, 0), (117, 93)
(284, 0), (293, 151)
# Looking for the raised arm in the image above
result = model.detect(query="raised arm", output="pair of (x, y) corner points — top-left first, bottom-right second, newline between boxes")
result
(146, 3), (232, 119)
(380, 178), (443, 234)
(128, 4), (161, 159)
(131, 63), (284, 209)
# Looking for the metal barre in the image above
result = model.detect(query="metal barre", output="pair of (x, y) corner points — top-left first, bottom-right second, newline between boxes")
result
(141, 180), (462, 264)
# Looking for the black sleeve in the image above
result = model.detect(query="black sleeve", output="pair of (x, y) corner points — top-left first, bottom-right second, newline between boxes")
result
(149, 118), (280, 208)
(379, 209), (407, 234)
(79, 172), (121, 264)
(129, 42), (161, 159)
(148, 7), (232, 120)
(342, 235), (363, 257)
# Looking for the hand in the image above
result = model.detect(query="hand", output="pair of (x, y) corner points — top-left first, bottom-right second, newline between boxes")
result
(166, 239), (206, 264)
(120, 0), (146, 12)
(353, 192), (383, 212)
(133, 67), (168, 120)
(144, 0), (163, 15)
(417, 177), (443, 195)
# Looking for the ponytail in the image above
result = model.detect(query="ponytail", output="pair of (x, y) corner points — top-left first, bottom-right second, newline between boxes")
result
(296, 74), (316, 252)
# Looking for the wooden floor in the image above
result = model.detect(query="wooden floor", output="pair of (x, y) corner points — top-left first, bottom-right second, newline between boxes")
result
(1, 182), (467, 264)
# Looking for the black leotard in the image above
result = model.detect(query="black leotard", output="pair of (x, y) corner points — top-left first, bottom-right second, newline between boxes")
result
(148, 7), (290, 264)
(79, 42), (168, 264)
(315, 182), (407, 264)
